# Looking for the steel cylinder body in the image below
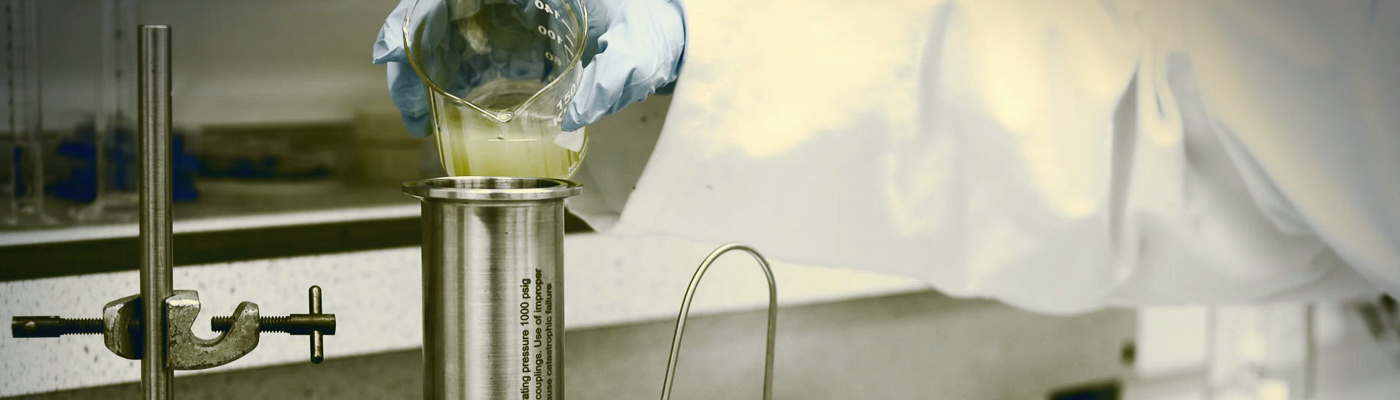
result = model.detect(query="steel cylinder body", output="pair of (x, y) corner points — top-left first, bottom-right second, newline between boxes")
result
(405, 177), (580, 400)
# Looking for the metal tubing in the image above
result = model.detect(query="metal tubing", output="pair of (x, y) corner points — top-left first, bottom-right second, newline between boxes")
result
(404, 177), (581, 400)
(138, 25), (173, 400)
(659, 243), (777, 400)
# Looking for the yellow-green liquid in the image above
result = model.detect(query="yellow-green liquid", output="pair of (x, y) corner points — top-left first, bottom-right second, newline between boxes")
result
(434, 81), (586, 179)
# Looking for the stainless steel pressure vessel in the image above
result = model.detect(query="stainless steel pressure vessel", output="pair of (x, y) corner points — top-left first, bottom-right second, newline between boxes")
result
(404, 176), (581, 400)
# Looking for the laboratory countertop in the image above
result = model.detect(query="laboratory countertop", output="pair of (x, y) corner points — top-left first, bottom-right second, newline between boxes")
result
(0, 185), (590, 282)
(0, 233), (928, 397)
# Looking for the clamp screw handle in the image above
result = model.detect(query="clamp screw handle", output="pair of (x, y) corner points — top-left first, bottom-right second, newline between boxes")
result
(309, 285), (325, 363)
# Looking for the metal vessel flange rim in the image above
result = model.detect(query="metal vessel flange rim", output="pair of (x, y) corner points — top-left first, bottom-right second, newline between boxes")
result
(403, 176), (582, 201)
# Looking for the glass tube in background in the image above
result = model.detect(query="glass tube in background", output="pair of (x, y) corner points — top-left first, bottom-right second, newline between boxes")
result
(1207, 303), (1316, 400)
(3, 0), (55, 226)
(73, 0), (141, 223)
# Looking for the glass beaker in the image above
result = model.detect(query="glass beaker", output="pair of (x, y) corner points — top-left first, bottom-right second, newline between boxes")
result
(403, 0), (588, 179)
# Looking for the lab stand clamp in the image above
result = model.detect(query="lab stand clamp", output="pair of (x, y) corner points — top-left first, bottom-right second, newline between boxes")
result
(11, 286), (337, 367)
(8, 25), (337, 400)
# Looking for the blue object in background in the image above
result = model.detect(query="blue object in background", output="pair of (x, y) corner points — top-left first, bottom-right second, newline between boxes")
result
(197, 153), (330, 180)
(49, 123), (200, 202)
(49, 138), (97, 202)
(169, 135), (199, 201)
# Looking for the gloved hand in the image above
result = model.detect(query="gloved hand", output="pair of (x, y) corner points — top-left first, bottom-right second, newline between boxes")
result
(373, 0), (687, 137)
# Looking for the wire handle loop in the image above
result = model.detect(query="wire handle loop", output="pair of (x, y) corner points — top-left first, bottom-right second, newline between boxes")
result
(659, 243), (777, 400)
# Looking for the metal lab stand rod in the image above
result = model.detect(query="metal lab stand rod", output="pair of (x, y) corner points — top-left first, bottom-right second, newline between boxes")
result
(139, 25), (174, 400)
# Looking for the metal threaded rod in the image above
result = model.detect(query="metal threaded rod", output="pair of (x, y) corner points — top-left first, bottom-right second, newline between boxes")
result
(70, 318), (103, 334)
(211, 316), (289, 332)
(11, 317), (104, 337)
(210, 314), (336, 336)
(14, 314), (335, 338)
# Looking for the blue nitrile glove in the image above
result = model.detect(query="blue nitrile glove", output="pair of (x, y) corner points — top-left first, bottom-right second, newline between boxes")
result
(372, 0), (686, 137)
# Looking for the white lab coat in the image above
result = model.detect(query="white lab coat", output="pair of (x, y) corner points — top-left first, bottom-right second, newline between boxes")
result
(570, 0), (1400, 313)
